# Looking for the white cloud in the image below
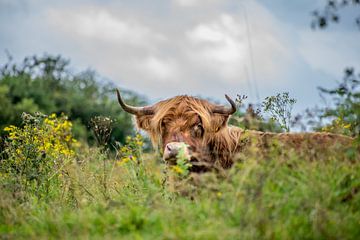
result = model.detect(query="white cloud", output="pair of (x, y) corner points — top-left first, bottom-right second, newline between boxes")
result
(185, 9), (291, 86)
(40, 1), (295, 100)
(187, 14), (244, 62)
(186, 14), (247, 80)
(4, 0), (357, 111)
(173, 0), (221, 7)
(142, 56), (180, 81)
(46, 7), (166, 47)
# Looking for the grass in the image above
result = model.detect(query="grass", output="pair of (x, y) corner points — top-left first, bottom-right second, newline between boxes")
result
(1, 144), (360, 240)
(1, 116), (359, 239)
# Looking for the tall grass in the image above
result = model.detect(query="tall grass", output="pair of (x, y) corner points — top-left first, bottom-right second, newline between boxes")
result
(1, 114), (359, 239)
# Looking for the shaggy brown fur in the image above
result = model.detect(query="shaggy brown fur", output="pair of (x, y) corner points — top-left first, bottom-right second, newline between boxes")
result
(128, 95), (357, 170)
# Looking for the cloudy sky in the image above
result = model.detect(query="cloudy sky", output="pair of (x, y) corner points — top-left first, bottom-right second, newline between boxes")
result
(0, 0), (359, 112)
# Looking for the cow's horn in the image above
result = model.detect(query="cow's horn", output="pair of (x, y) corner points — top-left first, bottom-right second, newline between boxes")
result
(116, 89), (154, 115)
(212, 94), (237, 115)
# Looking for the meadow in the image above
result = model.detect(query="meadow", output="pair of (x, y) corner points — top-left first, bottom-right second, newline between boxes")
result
(0, 112), (359, 240)
(1, 55), (359, 239)
(2, 1), (360, 237)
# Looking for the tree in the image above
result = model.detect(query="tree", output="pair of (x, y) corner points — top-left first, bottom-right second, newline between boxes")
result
(311, 0), (360, 30)
(308, 2), (360, 139)
(0, 54), (144, 146)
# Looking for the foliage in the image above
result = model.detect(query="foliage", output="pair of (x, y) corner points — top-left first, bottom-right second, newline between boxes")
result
(90, 116), (114, 148)
(0, 123), (359, 239)
(311, 0), (360, 30)
(0, 52), (358, 238)
(308, 0), (360, 139)
(0, 54), (144, 146)
(319, 67), (360, 137)
(262, 92), (297, 132)
(116, 134), (144, 166)
(170, 143), (192, 178)
(0, 113), (76, 200)
(293, 68), (360, 138)
(229, 95), (283, 133)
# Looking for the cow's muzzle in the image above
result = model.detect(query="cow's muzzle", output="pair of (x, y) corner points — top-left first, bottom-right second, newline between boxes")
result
(163, 142), (191, 164)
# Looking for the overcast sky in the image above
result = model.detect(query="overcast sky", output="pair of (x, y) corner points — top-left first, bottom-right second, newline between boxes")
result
(0, 0), (359, 112)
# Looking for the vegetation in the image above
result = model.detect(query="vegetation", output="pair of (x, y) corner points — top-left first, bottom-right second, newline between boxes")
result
(0, 53), (358, 239)
(311, 0), (360, 30)
(0, 113), (359, 239)
(262, 92), (296, 132)
(317, 67), (360, 137)
(229, 95), (283, 133)
(0, 54), (145, 146)
(0, 1), (359, 238)
(292, 68), (360, 140)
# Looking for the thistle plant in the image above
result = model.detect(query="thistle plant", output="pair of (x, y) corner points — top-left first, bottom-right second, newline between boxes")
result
(90, 116), (114, 148)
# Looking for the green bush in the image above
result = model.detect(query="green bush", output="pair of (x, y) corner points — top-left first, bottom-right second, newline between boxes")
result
(0, 54), (144, 146)
(1, 113), (76, 200)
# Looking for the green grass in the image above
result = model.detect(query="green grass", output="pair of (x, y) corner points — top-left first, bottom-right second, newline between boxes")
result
(1, 145), (360, 240)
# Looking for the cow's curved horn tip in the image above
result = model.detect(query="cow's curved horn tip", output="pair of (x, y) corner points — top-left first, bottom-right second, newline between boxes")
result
(224, 94), (235, 103)
(116, 88), (122, 98)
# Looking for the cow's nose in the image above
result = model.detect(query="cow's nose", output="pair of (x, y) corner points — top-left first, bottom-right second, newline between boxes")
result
(163, 142), (190, 164)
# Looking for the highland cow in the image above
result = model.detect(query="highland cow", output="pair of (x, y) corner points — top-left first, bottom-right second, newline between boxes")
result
(116, 89), (356, 171)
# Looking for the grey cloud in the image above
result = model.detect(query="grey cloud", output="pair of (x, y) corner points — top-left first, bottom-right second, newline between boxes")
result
(0, 0), (358, 112)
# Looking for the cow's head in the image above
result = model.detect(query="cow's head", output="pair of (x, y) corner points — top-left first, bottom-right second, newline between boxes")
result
(116, 89), (236, 165)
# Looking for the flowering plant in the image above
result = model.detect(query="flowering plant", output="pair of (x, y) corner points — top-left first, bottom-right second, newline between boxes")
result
(1, 112), (76, 198)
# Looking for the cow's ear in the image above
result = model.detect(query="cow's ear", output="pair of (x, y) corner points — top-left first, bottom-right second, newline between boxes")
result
(135, 115), (153, 131)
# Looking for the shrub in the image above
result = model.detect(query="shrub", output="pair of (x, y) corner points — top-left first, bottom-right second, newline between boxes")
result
(262, 92), (297, 132)
(116, 134), (144, 166)
(318, 67), (359, 138)
(0, 112), (76, 200)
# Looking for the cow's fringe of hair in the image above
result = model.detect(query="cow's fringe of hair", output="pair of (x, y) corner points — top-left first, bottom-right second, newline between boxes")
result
(140, 95), (217, 147)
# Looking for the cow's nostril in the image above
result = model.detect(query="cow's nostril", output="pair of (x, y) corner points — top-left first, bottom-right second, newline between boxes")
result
(166, 144), (172, 152)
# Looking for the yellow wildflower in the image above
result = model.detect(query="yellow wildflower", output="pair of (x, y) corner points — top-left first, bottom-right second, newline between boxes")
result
(63, 120), (72, 129)
(44, 142), (52, 150)
(122, 156), (130, 164)
(130, 155), (137, 162)
(4, 125), (16, 131)
(171, 165), (184, 174)
(65, 135), (72, 142)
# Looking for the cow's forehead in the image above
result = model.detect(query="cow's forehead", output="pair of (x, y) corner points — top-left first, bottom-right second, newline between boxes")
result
(158, 102), (201, 124)
(162, 108), (200, 123)
(149, 95), (211, 130)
